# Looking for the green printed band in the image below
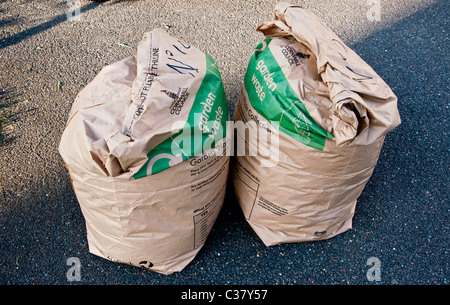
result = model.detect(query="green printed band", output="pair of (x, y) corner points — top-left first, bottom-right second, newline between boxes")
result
(133, 54), (228, 178)
(244, 38), (333, 150)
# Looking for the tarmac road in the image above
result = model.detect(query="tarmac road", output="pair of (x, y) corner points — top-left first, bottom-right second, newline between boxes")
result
(0, 0), (448, 287)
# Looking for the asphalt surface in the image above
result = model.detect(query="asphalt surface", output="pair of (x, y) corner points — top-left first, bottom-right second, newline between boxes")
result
(0, 0), (448, 286)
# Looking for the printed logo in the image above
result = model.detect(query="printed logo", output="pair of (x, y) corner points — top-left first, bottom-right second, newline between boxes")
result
(281, 45), (310, 67)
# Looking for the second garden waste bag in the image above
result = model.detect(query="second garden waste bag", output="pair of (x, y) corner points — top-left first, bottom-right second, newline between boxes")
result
(231, 3), (401, 246)
(59, 28), (230, 274)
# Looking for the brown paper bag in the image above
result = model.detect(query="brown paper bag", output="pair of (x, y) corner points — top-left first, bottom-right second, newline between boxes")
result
(231, 3), (400, 246)
(59, 28), (230, 274)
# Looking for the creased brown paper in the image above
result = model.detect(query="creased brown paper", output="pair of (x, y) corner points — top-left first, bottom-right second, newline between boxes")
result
(59, 28), (230, 274)
(232, 3), (400, 246)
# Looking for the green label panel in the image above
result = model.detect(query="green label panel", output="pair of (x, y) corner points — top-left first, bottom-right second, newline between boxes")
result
(244, 38), (333, 150)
